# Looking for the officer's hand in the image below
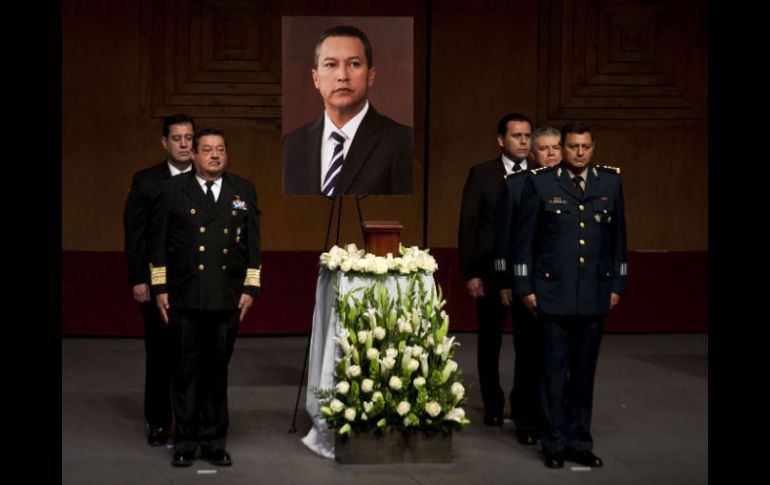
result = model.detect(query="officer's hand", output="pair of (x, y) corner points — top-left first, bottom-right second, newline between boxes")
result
(500, 288), (512, 307)
(521, 293), (537, 317)
(156, 293), (170, 324)
(238, 294), (254, 322)
(132, 283), (150, 303)
(609, 292), (621, 310)
(466, 278), (485, 299)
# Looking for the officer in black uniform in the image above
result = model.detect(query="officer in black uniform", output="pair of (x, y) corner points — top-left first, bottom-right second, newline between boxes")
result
(493, 126), (563, 445)
(512, 122), (627, 469)
(123, 113), (196, 446)
(459, 113), (534, 434)
(151, 128), (261, 467)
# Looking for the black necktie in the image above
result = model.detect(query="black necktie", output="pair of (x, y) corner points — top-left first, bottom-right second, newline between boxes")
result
(205, 180), (216, 206)
(512, 162), (522, 173)
(572, 176), (584, 198)
(322, 131), (345, 196)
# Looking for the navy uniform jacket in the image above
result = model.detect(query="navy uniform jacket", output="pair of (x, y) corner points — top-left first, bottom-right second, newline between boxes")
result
(282, 106), (413, 195)
(492, 169), (530, 289)
(458, 157), (507, 282)
(150, 171), (261, 310)
(512, 163), (628, 315)
(123, 161), (171, 286)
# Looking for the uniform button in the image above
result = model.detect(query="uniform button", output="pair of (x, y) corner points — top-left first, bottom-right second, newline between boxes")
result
(236, 237), (240, 243)
(200, 226), (206, 233)
(232, 210), (237, 216)
(579, 257), (585, 264)
(579, 204), (585, 211)
(198, 264), (205, 271)
(223, 248), (229, 254)
(545, 272), (550, 279)
(556, 209), (561, 215)
(190, 208), (196, 215)
(579, 239), (585, 246)
(224, 228), (229, 234)
(199, 245), (205, 252)
(606, 272), (610, 277)
(580, 222), (585, 229)
(603, 209), (608, 214)
(222, 265), (227, 270)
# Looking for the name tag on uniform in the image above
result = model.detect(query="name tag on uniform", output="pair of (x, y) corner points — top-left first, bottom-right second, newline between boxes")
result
(232, 196), (247, 211)
(549, 196), (567, 205)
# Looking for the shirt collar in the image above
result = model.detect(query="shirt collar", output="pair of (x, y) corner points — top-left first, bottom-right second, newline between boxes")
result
(323, 101), (369, 143)
(167, 161), (192, 176)
(501, 153), (527, 173)
(195, 174), (221, 188)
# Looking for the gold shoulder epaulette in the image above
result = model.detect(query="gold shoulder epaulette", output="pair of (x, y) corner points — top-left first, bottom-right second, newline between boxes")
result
(597, 164), (621, 175)
(507, 169), (529, 178)
(529, 166), (556, 176)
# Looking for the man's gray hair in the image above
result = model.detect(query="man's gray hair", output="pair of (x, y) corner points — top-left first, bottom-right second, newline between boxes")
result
(532, 126), (561, 148)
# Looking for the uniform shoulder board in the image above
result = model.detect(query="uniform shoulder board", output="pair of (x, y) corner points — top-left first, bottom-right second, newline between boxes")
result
(597, 164), (621, 175)
(529, 166), (556, 176)
(506, 169), (529, 179)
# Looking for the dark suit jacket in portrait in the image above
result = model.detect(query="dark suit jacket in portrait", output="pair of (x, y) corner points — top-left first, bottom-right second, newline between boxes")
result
(282, 106), (413, 196)
(150, 171), (262, 309)
(124, 161), (172, 287)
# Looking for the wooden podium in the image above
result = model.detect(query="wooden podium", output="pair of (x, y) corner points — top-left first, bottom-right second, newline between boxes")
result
(362, 221), (404, 256)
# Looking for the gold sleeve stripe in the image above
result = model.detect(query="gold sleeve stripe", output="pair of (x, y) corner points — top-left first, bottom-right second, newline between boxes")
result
(244, 266), (261, 287)
(150, 266), (167, 286)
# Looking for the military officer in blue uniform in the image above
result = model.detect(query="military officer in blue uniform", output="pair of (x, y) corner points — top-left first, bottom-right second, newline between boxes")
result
(492, 126), (563, 444)
(151, 128), (261, 467)
(511, 122), (627, 469)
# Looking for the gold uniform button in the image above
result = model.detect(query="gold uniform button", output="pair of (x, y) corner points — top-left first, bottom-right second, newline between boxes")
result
(222, 265), (227, 270)
(580, 222), (586, 229)
(579, 239), (585, 246)
(224, 228), (229, 234)
(190, 208), (196, 215)
(545, 272), (550, 279)
(223, 248), (229, 254)
(236, 236), (240, 243)
(579, 257), (585, 264)
(603, 209), (608, 214)
(232, 210), (237, 216)
(556, 209), (561, 215)
(199, 245), (205, 252)
(579, 204), (585, 211)
(200, 226), (206, 233)
(198, 264), (205, 271)
(605, 272), (611, 277)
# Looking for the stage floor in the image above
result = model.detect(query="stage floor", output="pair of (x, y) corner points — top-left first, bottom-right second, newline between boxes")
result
(63, 333), (707, 485)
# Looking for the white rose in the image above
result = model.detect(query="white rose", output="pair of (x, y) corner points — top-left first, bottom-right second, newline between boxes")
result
(360, 413), (368, 421)
(381, 357), (396, 370)
(351, 258), (366, 272)
(425, 401), (441, 418)
(335, 381), (350, 395)
(345, 243), (358, 254)
(330, 399), (344, 413)
(386, 253), (398, 269)
(347, 365), (362, 378)
(397, 319), (412, 334)
(372, 391), (384, 402)
(361, 379), (374, 393)
(444, 407), (466, 423)
(426, 334), (435, 347)
(450, 382), (465, 401)
(411, 345), (424, 358)
(366, 348), (380, 361)
(373, 327), (386, 340)
(407, 359), (420, 372)
(397, 401), (411, 416)
(386, 348), (399, 359)
(413, 376), (426, 388)
(389, 376), (403, 390)
(327, 256), (340, 270)
(357, 330), (369, 344)
(340, 259), (352, 272)
(344, 407), (357, 421)
(373, 256), (389, 274)
(367, 308), (377, 328)
(363, 401), (374, 413)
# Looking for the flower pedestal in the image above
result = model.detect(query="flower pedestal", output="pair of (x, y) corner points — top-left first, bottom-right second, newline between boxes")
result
(335, 430), (452, 464)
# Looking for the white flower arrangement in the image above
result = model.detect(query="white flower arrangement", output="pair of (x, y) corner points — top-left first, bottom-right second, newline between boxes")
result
(319, 243), (438, 276)
(316, 275), (470, 437)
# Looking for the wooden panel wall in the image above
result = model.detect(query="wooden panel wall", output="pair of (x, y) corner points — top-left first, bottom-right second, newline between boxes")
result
(63, 0), (707, 253)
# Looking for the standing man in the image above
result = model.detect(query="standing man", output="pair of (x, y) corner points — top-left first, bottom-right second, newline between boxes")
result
(123, 113), (196, 446)
(458, 113), (533, 432)
(283, 25), (413, 195)
(492, 126), (563, 445)
(512, 122), (628, 468)
(151, 129), (261, 467)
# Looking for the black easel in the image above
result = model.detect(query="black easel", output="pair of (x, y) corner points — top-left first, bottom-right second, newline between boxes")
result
(288, 195), (367, 433)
